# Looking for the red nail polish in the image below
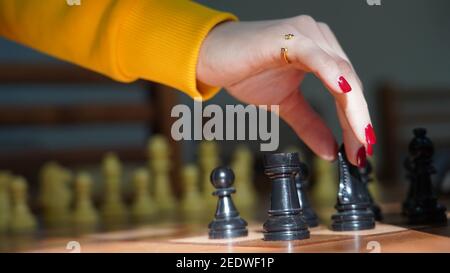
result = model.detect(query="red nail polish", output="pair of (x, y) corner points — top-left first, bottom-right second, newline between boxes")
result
(367, 144), (373, 156)
(357, 146), (367, 168)
(365, 124), (377, 145)
(338, 76), (352, 93)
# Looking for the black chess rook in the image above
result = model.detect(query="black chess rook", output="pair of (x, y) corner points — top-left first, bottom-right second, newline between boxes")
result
(402, 128), (447, 225)
(331, 145), (375, 231)
(208, 166), (248, 239)
(263, 153), (310, 241)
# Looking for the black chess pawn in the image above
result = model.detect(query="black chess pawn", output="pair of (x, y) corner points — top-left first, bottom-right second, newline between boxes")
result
(402, 128), (447, 225)
(263, 153), (310, 241)
(208, 166), (248, 239)
(331, 145), (375, 231)
(295, 162), (319, 227)
(359, 161), (383, 221)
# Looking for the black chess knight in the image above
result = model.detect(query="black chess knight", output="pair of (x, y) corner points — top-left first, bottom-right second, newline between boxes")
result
(208, 166), (248, 239)
(359, 161), (383, 221)
(263, 153), (310, 241)
(402, 128), (447, 225)
(331, 145), (375, 231)
(295, 162), (319, 227)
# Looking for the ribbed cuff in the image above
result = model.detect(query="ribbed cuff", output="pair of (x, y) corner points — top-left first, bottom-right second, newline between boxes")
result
(117, 0), (237, 100)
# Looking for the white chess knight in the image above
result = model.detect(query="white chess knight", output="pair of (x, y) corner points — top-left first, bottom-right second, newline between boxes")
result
(39, 162), (72, 228)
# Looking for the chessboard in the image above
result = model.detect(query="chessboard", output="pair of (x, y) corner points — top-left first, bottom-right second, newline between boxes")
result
(1, 131), (449, 253)
(1, 202), (449, 253)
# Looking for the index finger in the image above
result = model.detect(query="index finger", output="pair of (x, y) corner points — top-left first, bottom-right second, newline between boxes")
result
(286, 35), (375, 148)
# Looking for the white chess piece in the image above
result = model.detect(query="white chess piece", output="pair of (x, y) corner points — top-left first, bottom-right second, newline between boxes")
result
(9, 176), (37, 234)
(100, 153), (128, 228)
(180, 164), (204, 221)
(312, 156), (337, 208)
(232, 146), (256, 216)
(148, 135), (176, 217)
(199, 141), (220, 211)
(72, 172), (99, 232)
(39, 162), (72, 229)
(130, 168), (157, 223)
(0, 171), (11, 233)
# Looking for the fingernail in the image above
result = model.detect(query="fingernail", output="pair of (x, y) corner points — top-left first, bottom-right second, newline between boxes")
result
(365, 124), (377, 145)
(338, 76), (352, 93)
(357, 146), (367, 168)
(367, 144), (374, 156)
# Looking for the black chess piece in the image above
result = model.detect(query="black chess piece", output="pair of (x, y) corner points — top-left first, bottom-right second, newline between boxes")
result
(331, 145), (375, 231)
(295, 162), (319, 227)
(263, 153), (310, 241)
(359, 161), (383, 221)
(402, 128), (447, 225)
(208, 166), (248, 239)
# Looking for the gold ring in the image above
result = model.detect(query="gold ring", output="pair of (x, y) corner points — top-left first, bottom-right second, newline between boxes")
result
(284, 33), (295, 40)
(281, 48), (291, 64)
(281, 34), (294, 64)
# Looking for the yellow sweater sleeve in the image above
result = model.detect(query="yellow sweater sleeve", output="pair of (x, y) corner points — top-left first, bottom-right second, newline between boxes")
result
(0, 0), (237, 100)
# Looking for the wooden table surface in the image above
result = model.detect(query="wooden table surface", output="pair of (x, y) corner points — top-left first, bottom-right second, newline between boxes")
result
(1, 202), (449, 253)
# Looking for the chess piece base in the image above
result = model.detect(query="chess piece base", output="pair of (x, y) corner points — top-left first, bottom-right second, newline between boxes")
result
(403, 203), (447, 225)
(331, 207), (375, 231)
(208, 217), (248, 239)
(303, 209), (319, 228)
(209, 227), (248, 239)
(263, 229), (310, 241)
(263, 215), (310, 241)
(372, 204), (383, 221)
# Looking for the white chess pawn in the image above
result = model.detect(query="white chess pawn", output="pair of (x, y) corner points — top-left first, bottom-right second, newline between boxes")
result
(100, 153), (128, 228)
(180, 164), (204, 221)
(72, 172), (99, 232)
(148, 135), (176, 217)
(130, 168), (157, 224)
(9, 176), (37, 234)
(0, 171), (11, 233)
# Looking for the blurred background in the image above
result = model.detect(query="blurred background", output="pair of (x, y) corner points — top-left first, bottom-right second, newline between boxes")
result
(1, 0), (450, 205)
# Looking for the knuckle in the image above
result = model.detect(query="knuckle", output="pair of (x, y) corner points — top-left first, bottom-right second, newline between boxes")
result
(317, 22), (331, 32)
(347, 101), (369, 118)
(316, 56), (337, 74)
(299, 37), (315, 51)
(336, 59), (353, 75)
(266, 22), (297, 37)
(293, 15), (317, 25)
(292, 35), (314, 54)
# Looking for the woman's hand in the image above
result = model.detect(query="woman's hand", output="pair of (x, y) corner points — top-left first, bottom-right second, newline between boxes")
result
(197, 15), (376, 167)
